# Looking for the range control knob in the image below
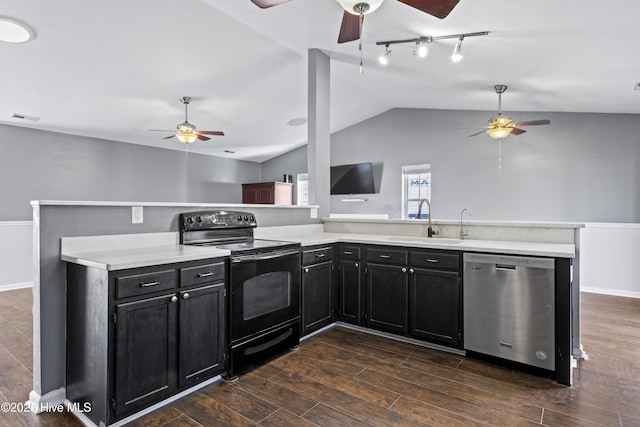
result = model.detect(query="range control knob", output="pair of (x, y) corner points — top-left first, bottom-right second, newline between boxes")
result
(244, 215), (249, 221)
(195, 216), (203, 223)
(186, 217), (194, 225)
(236, 215), (242, 221)
(250, 215), (255, 222)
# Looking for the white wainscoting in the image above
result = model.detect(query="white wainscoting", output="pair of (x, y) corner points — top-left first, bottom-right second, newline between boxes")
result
(0, 221), (33, 291)
(580, 222), (640, 298)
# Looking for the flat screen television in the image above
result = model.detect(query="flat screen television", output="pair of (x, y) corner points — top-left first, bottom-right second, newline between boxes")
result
(330, 162), (376, 195)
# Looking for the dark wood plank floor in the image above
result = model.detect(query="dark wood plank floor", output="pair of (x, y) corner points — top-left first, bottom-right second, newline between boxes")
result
(1, 289), (639, 426)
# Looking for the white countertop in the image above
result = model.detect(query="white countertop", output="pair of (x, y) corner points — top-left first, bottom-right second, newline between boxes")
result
(256, 228), (576, 258)
(61, 245), (230, 271)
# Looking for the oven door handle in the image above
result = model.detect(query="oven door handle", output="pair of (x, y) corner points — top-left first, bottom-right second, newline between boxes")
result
(231, 249), (299, 263)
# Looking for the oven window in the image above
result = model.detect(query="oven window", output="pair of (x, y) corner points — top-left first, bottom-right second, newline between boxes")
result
(243, 271), (291, 320)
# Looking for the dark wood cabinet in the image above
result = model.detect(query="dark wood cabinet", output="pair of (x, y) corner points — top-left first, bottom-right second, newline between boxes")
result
(66, 259), (226, 426)
(242, 181), (293, 205)
(365, 247), (409, 334)
(409, 250), (462, 347)
(301, 245), (335, 336)
(337, 244), (364, 325)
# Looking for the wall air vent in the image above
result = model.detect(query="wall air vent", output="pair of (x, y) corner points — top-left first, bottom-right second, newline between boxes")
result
(224, 150), (235, 154)
(11, 113), (40, 121)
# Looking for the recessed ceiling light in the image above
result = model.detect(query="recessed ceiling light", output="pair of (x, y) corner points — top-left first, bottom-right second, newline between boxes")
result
(0, 17), (35, 43)
(287, 117), (307, 127)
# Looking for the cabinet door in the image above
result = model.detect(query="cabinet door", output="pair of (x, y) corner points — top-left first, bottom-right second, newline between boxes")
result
(367, 263), (408, 334)
(338, 260), (363, 324)
(258, 187), (274, 204)
(114, 294), (177, 416)
(302, 261), (334, 336)
(410, 268), (461, 347)
(179, 283), (226, 387)
(242, 186), (260, 204)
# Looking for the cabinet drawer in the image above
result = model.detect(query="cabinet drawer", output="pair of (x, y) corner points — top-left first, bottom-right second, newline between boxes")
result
(302, 247), (334, 266)
(410, 251), (459, 270)
(366, 247), (408, 265)
(115, 270), (176, 299)
(338, 245), (361, 260)
(180, 262), (225, 287)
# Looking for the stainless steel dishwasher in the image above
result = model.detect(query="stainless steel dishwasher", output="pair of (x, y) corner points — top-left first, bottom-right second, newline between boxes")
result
(463, 253), (555, 370)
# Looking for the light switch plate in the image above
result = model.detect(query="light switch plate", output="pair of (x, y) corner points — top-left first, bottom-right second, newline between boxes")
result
(132, 206), (143, 224)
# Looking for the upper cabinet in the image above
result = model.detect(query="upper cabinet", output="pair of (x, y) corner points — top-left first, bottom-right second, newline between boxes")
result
(242, 182), (293, 205)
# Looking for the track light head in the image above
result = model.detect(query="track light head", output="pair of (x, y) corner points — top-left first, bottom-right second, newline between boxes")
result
(378, 44), (392, 65)
(415, 41), (428, 58)
(451, 36), (464, 62)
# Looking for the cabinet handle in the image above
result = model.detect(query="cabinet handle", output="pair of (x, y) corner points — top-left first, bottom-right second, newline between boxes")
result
(343, 251), (353, 255)
(379, 255), (391, 259)
(354, 262), (359, 268)
(170, 296), (178, 303)
(426, 259), (440, 263)
(182, 293), (190, 300)
(304, 268), (309, 273)
(409, 268), (415, 274)
(401, 267), (407, 273)
(197, 271), (214, 278)
(139, 281), (160, 288)
(315, 253), (326, 258)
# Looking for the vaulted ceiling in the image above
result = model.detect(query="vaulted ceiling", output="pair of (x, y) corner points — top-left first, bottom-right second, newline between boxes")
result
(2, 0), (639, 162)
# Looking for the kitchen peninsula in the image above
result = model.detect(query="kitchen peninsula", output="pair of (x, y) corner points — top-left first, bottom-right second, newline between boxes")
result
(31, 200), (583, 426)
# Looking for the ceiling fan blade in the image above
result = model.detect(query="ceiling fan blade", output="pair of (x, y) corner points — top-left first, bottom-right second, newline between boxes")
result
(162, 135), (176, 140)
(513, 119), (551, 127)
(397, 0), (461, 19)
(510, 128), (527, 135)
(251, 0), (293, 8)
(338, 11), (361, 43)
(468, 130), (488, 137)
(197, 134), (211, 141)
(199, 131), (225, 136)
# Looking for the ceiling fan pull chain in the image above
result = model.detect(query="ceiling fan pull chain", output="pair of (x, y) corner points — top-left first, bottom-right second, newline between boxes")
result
(359, 12), (364, 74)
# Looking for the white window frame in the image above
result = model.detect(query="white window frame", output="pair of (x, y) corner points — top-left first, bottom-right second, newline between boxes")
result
(401, 163), (431, 219)
(296, 173), (309, 206)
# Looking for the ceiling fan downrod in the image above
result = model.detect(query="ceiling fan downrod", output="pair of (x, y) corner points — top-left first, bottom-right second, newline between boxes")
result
(494, 85), (507, 116)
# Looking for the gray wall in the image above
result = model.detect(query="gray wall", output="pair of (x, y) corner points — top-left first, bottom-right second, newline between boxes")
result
(261, 145), (307, 204)
(0, 124), (261, 220)
(265, 108), (640, 223)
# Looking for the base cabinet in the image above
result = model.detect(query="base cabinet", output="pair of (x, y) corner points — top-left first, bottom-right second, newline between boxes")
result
(67, 259), (226, 426)
(301, 246), (336, 336)
(337, 245), (364, 325)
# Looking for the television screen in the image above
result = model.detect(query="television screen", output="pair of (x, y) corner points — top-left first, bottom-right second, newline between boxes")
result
(330, 162), (376, 195)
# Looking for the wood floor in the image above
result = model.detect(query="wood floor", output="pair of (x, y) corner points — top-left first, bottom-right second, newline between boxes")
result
(0, 289), (639, 426)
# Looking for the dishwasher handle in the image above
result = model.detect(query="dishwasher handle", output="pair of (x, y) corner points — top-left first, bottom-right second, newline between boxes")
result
(495, 264), (517, 271)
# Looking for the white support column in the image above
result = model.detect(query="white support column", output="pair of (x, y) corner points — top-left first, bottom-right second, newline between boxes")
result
(307, 48), (331, 219)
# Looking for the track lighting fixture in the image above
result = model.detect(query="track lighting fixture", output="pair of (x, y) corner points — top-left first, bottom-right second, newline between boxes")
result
(376, 31), (488, 65)
(378, 44), (392, 65)
(451, 36), (464, 62)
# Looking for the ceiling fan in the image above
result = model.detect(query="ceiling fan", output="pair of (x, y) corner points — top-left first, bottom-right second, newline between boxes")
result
(468, 85), (551, 140)
(251, 0), (461, 43)
(150, 96), (224, 144)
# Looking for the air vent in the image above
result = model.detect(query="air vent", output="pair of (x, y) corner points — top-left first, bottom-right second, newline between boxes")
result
(223, 150), (235, 154)
(11, 113), (40, 121)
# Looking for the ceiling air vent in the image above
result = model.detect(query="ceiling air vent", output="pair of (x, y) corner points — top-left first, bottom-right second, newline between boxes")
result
(11, 113), (40, 121)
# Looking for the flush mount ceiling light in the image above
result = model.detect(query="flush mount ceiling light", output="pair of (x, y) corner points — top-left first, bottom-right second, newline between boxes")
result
(0, 17), (35, 43)
(376, 31), (488, 65)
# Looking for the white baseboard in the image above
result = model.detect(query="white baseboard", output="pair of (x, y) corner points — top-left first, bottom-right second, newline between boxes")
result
(581, 288), (640, 299)
(28, 387), (66, 414)
(0, 282), (33, 292)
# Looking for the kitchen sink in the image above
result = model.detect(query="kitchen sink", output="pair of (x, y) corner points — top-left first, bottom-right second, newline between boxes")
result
(384, 236), (464, 244)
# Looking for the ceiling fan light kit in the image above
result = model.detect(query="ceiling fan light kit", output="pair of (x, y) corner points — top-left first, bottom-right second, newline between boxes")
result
(149, 96), (225, 144)
(375, 31), (488, 66)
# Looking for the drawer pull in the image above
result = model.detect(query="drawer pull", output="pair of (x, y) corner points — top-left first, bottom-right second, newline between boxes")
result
(304, 268), (309, 273)
(139, 281), (160, 288)
(426, 259), (440, 263)
(409, 268), (415, 274)
(354, 262), (359, 268)
(379, 255), (391, 259)
(343, 251), (353, 255)
(182, 293), (190, 300)
(315, 253), (326, 258)
(197, 271), (214, 278)
(401, 267), (407, 273)
(171, 296), (178, 303)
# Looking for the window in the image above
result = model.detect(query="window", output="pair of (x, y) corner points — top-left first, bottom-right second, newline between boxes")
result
(402, 164), (431, 219)
(296, 173), (308, 206)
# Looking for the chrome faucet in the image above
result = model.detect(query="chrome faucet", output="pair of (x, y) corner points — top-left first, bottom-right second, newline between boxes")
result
(417, 199), (438, 237)
(459, 208), (471, 240)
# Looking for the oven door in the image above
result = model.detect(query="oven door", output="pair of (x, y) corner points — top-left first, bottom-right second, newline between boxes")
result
(229, 248), (300, 343)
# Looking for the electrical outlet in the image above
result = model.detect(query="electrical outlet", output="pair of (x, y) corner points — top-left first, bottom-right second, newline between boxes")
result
(310, 208), (318, 219)
(132, 206), (143, 224)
